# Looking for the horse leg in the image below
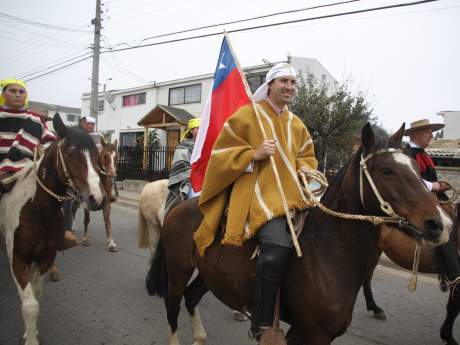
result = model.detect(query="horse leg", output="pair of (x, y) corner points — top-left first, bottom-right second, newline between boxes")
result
(362, 249), (386, 320)
(440, 289), (460, 345)
(12, 259), (40, 345)
(48, 261), (60, 282)
(362, 274), (386, 320)
(81, 208), (91, 246)
(103, 202), (118, 252)
(166, 267), (195, 345)
(184, 274), (209, 345)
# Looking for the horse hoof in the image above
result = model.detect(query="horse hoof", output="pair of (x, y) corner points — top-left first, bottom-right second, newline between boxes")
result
(48, 270), (61, 282)
(373, 312), (387, 321)
(108, 245), (118, 252)
(233, 311), (248, 321)
(81, 238), (91, 247)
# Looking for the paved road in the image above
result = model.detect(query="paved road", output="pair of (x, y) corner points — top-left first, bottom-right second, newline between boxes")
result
(1, 204), (458, 345)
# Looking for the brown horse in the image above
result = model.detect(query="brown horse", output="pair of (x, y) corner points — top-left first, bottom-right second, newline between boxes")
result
(362, 206), (460, 345)
(0, 114), (106, 345)
(80, 138), (119, 251)
(146, 123), (453, 345)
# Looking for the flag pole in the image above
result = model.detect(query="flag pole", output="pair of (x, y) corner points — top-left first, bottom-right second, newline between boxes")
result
(224, 31), (302, 257)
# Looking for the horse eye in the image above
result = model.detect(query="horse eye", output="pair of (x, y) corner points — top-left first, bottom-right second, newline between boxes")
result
(381, 167), (393, 175)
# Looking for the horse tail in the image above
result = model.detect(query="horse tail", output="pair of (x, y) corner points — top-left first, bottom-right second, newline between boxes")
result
(138, 208), (150, 249)
(146, 238), (168, 298)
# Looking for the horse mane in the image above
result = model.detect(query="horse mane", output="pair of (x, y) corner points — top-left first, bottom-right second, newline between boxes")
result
(60, 127), (98, 156)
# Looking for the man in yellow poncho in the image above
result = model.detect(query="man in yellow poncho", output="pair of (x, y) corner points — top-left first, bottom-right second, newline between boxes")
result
(194, 63), (318, 339)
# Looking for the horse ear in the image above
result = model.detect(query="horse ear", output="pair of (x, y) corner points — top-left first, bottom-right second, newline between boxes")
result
(361, 123), (375, 153)
(53, 113), (67, 139)
(113, 139), (118, 148)
(390, 123), (405, 145)
(100, 136), (107, 147)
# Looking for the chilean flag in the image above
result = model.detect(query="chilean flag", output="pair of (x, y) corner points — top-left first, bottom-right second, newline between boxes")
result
(190, 35), (251, 192)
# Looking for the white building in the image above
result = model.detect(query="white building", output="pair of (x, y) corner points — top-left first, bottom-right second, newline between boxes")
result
(81, 56), (337, 146)
(29, 100), (81, 129)
(437, 111), (460, 140)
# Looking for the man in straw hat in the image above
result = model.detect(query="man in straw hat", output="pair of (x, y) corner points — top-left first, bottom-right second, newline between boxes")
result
(194, 63), (318, 339)
(404, 119), (460, 286)
(164, 118), (201, 215)
(0, 78), (78, 250)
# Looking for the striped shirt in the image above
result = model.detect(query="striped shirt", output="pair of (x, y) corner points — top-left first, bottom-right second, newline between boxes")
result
(0, 107), (56, 173)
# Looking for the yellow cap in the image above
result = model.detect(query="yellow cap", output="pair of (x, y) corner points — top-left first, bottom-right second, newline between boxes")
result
(0, 78), (28, 108)
(181, 118), (201, 140)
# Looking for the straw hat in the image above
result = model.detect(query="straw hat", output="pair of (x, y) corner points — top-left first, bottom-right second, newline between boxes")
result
(404, 119), (444, 136)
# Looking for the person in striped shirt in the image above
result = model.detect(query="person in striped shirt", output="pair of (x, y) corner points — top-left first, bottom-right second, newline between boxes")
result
(0, 78), (56, 194)
(0, 78), (78, 250)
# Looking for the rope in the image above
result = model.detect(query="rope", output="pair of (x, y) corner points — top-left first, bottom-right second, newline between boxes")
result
(408, 243), (421, 292)
(298, 170), (401, 226)
(33, 145), (75, 202)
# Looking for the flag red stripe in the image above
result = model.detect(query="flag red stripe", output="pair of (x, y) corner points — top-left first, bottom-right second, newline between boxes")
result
(191, 67), (250, 191)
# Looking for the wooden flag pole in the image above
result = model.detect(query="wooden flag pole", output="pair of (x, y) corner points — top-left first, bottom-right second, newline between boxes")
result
(225, 32), (302, 257)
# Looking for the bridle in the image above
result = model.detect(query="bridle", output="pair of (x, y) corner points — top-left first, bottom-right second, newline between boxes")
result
(33, 142), (80, 202)
(359, 148), (424, 239)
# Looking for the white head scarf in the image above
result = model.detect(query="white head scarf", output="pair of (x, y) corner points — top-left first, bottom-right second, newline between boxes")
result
(83, 116), (96, 124)
(253, 63), (297, 102)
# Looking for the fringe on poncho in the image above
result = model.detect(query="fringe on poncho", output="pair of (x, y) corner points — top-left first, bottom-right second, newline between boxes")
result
(194, 101), (318, 256)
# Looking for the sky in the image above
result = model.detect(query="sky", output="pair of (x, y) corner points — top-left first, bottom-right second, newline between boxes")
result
(1, 0), (459, 133)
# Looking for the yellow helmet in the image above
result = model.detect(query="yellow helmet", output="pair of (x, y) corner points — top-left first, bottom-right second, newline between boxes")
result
(182, 118), (201, 140)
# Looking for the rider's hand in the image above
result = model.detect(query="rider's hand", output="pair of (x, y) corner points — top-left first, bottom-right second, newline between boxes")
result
(431, 182), (448, 192)
(253, 140), (276, 161)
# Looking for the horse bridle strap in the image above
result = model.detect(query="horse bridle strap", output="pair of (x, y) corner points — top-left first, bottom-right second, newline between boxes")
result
(33, 144), (76, 202)
(359, 148), (402, 218)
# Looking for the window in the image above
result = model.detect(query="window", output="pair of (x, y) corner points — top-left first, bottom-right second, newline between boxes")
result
(122, 92), (146, 107)
(246, 74), (266, 94)
(168, 84), (201, 105)
(67, 114), (80, 123)
(98, 99), (104, 111)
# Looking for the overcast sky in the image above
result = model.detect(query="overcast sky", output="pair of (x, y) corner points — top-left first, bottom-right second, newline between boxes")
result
(1, 0), (459, 133)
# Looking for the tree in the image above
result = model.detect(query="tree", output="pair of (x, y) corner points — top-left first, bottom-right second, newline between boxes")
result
(291, 73), (378, 171)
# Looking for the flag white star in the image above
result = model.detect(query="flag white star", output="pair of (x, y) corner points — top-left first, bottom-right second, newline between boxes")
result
(218, 62), (226, 69)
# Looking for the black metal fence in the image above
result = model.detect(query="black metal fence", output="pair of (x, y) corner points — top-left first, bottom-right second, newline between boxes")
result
(117, 145), (175, 181)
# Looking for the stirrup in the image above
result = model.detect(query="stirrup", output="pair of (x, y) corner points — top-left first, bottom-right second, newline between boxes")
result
(447, 276), (460, 290)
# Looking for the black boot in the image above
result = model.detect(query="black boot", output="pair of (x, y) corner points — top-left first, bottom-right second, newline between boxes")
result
(250, 243), (292, 340)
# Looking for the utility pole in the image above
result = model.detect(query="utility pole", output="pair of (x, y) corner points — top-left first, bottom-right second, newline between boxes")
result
(90, 0), (102, 129)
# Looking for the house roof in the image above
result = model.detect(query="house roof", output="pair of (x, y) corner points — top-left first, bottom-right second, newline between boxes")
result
(137, 104), (195, 127)
(29, 100), (81, 114)
(427, 139), (460, 159)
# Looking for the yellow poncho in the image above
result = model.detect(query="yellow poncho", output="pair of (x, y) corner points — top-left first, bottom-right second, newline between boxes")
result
(194, 100), (318, 256)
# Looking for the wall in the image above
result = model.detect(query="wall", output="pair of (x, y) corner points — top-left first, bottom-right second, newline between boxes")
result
(441, 111), (460, 139)
(436, 166), (460, 193)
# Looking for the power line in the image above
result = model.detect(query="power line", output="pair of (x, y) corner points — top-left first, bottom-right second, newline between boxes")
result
(0, 11), (91, 33)
(24, 55), (93, 82)
(105, 0), (441, 54)
(106, 0), (362, 49)
(0, 20), (89, 48)
(22, 0), (443, 82)
(19, 51), (93, 79)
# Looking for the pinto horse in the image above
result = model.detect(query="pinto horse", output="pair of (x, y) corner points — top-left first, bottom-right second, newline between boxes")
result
(0, 114), (106, 345)
(146, 123), (453, 345)
(79, 138), (119, 251)
(362, 206), (460, 345)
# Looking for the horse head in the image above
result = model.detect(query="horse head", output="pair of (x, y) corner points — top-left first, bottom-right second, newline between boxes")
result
(53, 114), (106, 211)
(100, 138), (118, 179)
(359, 122), (451, 246)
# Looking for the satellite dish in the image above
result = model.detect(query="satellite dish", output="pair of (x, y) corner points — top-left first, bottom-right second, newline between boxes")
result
(104, 91), (115, 104)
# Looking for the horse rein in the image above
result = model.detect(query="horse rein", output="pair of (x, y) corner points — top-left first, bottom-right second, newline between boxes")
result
(33, 142), (79, 202)
(299, 148), (423, 237)
(360, 148), (427, 237)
